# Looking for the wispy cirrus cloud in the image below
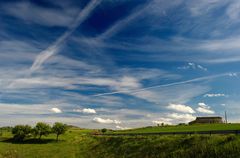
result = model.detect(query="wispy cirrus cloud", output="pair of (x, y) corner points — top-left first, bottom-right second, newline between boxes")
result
(72, 0), (240, 64)
(204, 93), (227, 97)
(93, 72), (232, 97)
(96, 0), (153, 40)
(30, 0), (102, 72)
(1, 1), (79, 27)
(1, 0), (240, 128)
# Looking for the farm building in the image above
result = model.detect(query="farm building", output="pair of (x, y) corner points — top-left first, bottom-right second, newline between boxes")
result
(189, 117), (223, 125)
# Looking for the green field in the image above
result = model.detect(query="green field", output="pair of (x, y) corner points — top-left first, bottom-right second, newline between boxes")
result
(111, 123), (240, 134)
(1, 124), (240, 158)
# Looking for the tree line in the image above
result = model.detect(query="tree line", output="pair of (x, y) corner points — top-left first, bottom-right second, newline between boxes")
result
(12, 122), (67, 142)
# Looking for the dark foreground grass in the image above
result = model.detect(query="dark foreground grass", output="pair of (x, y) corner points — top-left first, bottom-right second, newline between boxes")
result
(1, 127), (240, 158)
(91, 135), (240, 158)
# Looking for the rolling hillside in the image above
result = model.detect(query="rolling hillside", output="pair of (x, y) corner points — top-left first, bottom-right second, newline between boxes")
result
(111, 123), (240, 134)
(1, 124), (240, 158)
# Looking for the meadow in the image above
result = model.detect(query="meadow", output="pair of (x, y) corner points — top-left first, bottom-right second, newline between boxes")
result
(1, 124), (240, 158)
(111, 123), (240, 134)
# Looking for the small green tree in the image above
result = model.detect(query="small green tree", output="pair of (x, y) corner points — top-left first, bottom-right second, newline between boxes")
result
(101, 128), (107, 134)
(52, 122), (67, 141)
(31, 127), (39, 139)
(0, 128), (3, 137)
(12, 125), (32, 141)
(34, 122), (51, 139)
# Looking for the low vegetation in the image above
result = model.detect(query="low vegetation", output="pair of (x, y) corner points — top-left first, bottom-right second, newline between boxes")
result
(1, 124), (240, 158)
(112, 123), (240, 134)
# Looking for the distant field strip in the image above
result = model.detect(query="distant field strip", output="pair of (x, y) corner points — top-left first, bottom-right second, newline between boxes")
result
(107, 124), (240, 135)
(102, 130), (240, 136)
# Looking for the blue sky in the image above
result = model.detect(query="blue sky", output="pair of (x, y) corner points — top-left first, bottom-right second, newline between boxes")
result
(1, 0), (240, 129)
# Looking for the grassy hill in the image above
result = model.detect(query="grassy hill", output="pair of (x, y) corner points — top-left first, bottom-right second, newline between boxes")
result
(111, 123), (240, 134)
(1, 124), (240, 158)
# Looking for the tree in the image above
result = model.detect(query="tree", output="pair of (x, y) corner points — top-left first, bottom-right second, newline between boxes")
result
(34, 122), (51, 139)
(31, 127), (39, 139)
(12, 125), (32, 141)
(52, 122), (67, 141)
(101, 128), (107, 134)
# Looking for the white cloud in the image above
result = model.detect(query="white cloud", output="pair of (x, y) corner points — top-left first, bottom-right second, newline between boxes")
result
(198, 102), (207, 107)
(204, 93), (227, 97)
(167, 113), (196, 123)
(196, 107), (215, 114)
(152, 118), (172, 125)
(116, 125), (129, 130)
(93, 117), (121, 124)
(83, 108), (96, 114)
(196, 102), (215, 114)
(167, 103), (195, 114)
(51, 108), (62, 113)
(153, 113), (195, 125)
(73, 108), (96, 114)
(178, 62), (207, 71)
(196, 64), (208, 71)
(229, 73), (238, 77)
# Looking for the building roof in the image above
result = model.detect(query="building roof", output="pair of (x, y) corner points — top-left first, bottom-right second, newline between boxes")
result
(196, 117), (222, 119)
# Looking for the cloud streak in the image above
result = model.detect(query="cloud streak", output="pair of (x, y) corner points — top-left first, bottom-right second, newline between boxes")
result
(204, 93), (227, 97)
(97, 1), (153, 40)
(30, 0), (102, 72)
(93, 72), (234, 97)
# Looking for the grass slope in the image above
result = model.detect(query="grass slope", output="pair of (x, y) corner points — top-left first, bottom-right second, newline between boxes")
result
(112, 123), (240, 134)
(1, 124), (240, 158)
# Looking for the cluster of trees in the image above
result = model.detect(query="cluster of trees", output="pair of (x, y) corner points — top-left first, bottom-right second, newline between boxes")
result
(12, 122), (67, 142)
